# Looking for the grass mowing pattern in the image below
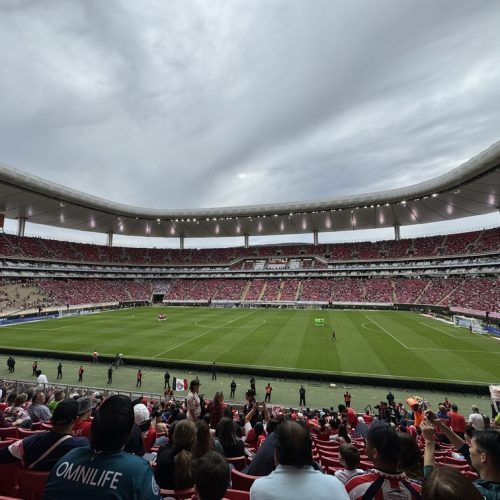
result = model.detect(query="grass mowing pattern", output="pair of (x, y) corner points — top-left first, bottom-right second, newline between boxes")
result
(0, 308), (498, 384)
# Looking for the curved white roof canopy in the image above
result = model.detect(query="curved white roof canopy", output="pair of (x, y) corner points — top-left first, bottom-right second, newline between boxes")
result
(0, 141), (499, 239)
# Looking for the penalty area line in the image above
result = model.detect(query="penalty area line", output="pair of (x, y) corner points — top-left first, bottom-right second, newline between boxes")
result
(364, 315), (409, 349)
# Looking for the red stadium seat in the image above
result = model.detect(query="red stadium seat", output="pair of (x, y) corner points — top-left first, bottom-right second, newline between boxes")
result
(16, 429), (45, 439)
(443, 456), (468, 466)
(224, 489), (250, 500)
(15, 466), (49, 500)
(319, 455), (343, 471)
(0, 428), (18, 440)
(230, 469), (260, 492)
(159, 487), (195, 499)
(0, 464), (19, 497)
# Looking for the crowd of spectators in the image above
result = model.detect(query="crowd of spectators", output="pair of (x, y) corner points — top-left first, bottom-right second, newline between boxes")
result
(0, 228), (498, 265)
(0, 275), (498, 312)
(0, 375), (499, 499)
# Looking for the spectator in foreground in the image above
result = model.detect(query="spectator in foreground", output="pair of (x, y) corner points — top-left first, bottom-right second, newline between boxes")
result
(216, 417), (245, 458)
(0, 399), (88, 470)
(250, 420), (348, 500)
(72, 397), (95, 439)
(421, 415), (500, 499)
(345, 421), (421, 499)
(44, 395), (161, 499)
(193, 451), (231, 500)
(192, 419), (223, 459)
(334, 444), (364, 485)
(422, 467), (483, 500)
(154, 419), (196, 490)
(397, 432), (424, 484)
(244, 418), (281, 476)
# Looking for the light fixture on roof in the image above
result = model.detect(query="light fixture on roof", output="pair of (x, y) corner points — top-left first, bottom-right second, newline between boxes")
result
(59, 202), (66, 208)
(432, 193), (438, 198)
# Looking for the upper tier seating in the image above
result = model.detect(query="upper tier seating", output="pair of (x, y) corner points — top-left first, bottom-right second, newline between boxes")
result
(0, 228), (497, 265)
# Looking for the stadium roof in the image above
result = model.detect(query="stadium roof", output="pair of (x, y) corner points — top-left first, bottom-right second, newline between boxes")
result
(1, 141), (499, 240)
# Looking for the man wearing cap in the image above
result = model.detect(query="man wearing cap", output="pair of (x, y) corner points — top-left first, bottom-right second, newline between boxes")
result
(44, 395), (162, 499)
(187, 379), (201, 422)
(0, 399), (89, 471)
(134, 403), (156, 453)
(72, 397), (96, 439)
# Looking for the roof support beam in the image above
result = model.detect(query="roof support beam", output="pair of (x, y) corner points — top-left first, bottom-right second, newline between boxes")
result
(394, 223), (401, 241)
(17, 217), (26, 237)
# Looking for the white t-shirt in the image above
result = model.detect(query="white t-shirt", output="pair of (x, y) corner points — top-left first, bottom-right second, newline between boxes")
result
(335, 468), (365, 485)
(468, 412), (485, 429)
(37, 374), (49, 387)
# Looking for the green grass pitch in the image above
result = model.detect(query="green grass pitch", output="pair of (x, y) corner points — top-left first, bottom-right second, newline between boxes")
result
(0, 308), (498, 385)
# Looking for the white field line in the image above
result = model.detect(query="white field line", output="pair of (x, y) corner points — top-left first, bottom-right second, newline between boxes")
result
(152, 311), (256, 358)
(364, 315), (409, 349)
(361, 322), (383, 334)
(409, 347), (500, 353)
(419, 322), (456, 337)
(2, 324), (74, 331)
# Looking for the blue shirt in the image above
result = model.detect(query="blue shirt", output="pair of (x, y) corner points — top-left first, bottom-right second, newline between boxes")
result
(44, 447), (162, 500)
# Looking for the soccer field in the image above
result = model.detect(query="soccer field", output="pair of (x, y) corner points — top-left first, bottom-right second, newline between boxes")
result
(0, 308), (498, 384)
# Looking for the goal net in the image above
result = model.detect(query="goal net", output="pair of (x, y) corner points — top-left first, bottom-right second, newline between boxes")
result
(453, 315), (486, 334)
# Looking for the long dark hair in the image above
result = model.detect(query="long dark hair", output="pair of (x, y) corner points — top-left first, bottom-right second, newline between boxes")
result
(338, 423), (351, 443)
(172, 419), (196, 489)
(192, 419), (214, 459)
(217, 417), (239, 447)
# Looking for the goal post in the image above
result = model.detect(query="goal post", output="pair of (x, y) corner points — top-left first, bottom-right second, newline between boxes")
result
(453, 315), (486, 334)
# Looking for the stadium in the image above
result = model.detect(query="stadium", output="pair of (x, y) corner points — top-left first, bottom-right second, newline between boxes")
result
(0, 140), (499, 401)
(2, 5), (500, 497)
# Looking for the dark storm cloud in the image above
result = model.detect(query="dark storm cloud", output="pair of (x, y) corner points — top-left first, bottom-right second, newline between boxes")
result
(1, 0), (500, 221)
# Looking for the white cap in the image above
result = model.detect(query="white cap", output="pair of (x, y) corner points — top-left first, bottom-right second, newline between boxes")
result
(133, 404), (150, 425)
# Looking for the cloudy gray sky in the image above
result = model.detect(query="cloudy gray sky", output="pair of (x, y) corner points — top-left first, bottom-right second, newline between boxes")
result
(1, 0), (499, 247)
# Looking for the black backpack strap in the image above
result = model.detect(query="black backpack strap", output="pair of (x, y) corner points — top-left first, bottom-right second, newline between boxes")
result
(401, 479), (422, 499)
(361, 476), (385, 500)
